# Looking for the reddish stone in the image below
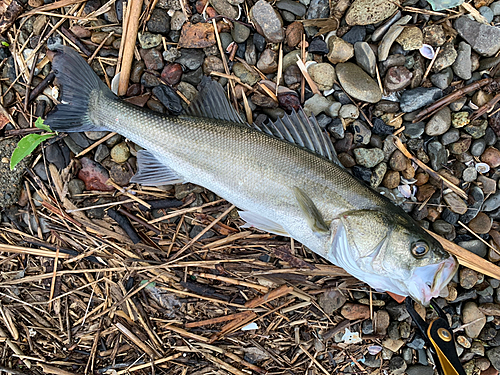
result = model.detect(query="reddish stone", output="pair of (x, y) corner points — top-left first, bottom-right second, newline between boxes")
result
(285, 21), (303, 47)
(341, 303), (370, 320)
(126, 83), (143, 97)
(278, 92), (301, 112)
(77, 157), (114, 191)
(161, 63), (183, 86)
(178, 22), (216, 48)
(481, 147), (500, 168)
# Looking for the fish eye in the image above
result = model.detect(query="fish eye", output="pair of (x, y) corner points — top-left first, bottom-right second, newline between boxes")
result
(411, 241), (429, 257)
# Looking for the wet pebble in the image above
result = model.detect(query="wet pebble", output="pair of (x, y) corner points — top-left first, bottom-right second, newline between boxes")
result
(399, 87), (442, 113)
(78, 158), (114, 191)
(336, 62), (382, 103)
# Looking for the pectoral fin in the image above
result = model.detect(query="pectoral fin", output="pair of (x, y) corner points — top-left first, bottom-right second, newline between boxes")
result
(130, 150), (184, 186)
(292, 187), (329, 234)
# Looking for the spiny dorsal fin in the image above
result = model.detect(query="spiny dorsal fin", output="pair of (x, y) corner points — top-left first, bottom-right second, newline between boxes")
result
(183, 76), (244, 124)
(253, 108), (341, 167)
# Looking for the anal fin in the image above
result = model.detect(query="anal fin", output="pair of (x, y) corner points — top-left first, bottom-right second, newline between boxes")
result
(239, 211), (289, 236)
(130, 149), (184, 186)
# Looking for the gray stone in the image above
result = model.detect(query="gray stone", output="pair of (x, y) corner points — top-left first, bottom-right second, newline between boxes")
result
(353, 148), (384, 168)
(458, 240), (487, 258)
(352, 120), (372, 145)
(403, 122), (425, 139)
(462, 302), (486, 338)
(232, 22), (251, 43)
(94, 144), (109, 163)
(425, 106), (451, 136)
(430, 67), (453, 90)
(471, 138), (486, 157)
(452, 41), (472, 80)
(454, 16), (500, 56)
(318, 289), (346, 314)
(483, 190), (500, 211)
(303, 94), (331, 116)
(479, 6), (494, 22)
(462, 166), (477, 182)
(306, 0), (329, 19)
(275, 0), (306, 16)
(176, 48), (204, 70)
(138, 32), (162, 49)
(491, 1), (500, 15)
(400, 87), (442, 113)
(250, 0), (284, 43)
(428, 140), (447, 171)
(336, 62), (382, 103)
(441, 128), (460, 145)
(354, 42), (376, 77)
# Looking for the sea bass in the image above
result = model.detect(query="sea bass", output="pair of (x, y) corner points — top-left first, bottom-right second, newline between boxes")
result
(46, 46), (458, 305)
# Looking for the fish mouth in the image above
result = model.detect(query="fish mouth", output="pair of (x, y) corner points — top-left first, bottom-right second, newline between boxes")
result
(408, 255), (458, 306)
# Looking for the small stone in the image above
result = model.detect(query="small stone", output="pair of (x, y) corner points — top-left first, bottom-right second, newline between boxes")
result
(389, 356), (407, 375)
(423, 24), (446, 47)
(389, 150), (407, 172)
(153, 85), (183, 115)
(471, 139), (486, 157)
(141, 48), (164, 70)
(479, 5), (495, 23)
(383, 338), (405, 352)
(110, 142), (130, 163)
(345, 0), (400, 25)
(342, 26), (366, 45)
(339, 104), (359, 119)
(138, 32), (162, 49)
(449, 137), (471, 155)
(478, 175), (496, 195)
(430, 67), (453, 90)
(443, 192), (468, 214)
(161, 63), (183, 86)
(178, 22), (215, 48)
(432, 42), (457, 72)
(384, 66), (412, 92)
(309, 38), (329, 54)
(383, 170), (400, 189)
(257, 49), (278, 74)
(454, 16), (500, 56)
(285, 21), (303, 47)
(481, 147), (500, 168)
(452, 112), (470, 128)
(78, 158), (114, 191)
(91, 32), (115, 45)
(210, 0), (238, 18)
(352, 120), (372, 145)
(147, 8), (170, 34)
(339, 153), (356, 168)
(341, 303), (370, 320)
(109, 162), (134, 186)
(462, 302), (486, 339)
(354, 41), (376, 77)
(416, 184), (436, 202)
(326, 36), (354, 64)
(68, 179), (85, 198)
(318, 289), (347, 314)
(175, 48), (205, 70)
(399, 87), (442, 113)
(94, 144), (109, 163)
(306, 0), (329, 18)
(396, 26), (423, 51)
(232, 22), (250, 43)
(469, 212), (492, 234)
(459, 239), (487, 258)
(276, 0), (306, 16)
(353, 148), (384, 168)
(405, 365), (434, 375)
(462, 166), (477, 182)
(250, 0), (284, 43)
(487, 347), (500, 372)
(428, 141), (447, 170)
(375, 310), (391, 335)
(303, 94), (331, 116)
(460, 268), (479, 289)
(465, 119), (488, 139)
(233, 62), (260, 86)
(336, 62), (382, 103)
(453, 41), (472, 80)
(425, 106), (451, 136)
(307, 63), (336, 91)
(70, 25), (91, 38)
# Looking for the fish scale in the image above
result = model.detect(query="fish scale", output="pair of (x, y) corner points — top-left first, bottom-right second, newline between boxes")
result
(46, 45), (458, 305)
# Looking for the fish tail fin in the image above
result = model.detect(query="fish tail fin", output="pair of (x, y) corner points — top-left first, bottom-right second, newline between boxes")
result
(45, 45), (115, 132)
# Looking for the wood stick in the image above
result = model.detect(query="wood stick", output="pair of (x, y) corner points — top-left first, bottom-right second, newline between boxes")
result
(425, 229), (500, 280)
(245, 284), (293, 308)
(118, 0), (144, 96)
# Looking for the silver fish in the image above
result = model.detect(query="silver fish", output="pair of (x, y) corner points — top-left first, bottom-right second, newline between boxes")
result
(46, 46), (458, 305)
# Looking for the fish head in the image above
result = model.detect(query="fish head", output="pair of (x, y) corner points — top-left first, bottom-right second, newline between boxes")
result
(328, 209), (458, 306)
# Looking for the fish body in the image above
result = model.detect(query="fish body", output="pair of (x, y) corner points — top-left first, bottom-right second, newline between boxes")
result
(47, 46), (458, 305)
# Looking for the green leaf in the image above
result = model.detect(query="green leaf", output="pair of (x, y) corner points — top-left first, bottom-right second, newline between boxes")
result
(34, 117), (52, 132)
(1, 41), (9, 47)
(10, 133), (55, 170)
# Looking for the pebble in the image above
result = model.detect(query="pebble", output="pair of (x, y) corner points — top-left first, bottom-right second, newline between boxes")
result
(425, 106), (451, 136)
(67, 179), (85, 198)
(399, 87), (442, 113)
(427, 140), (447, 171)
(443, 192), (468, 214)
(94, 144), (110, 163)
(336, 63), (382, 103)
(453, 41), (472, 80)
(353, 148), (384, 168)
(138, 32), (162, 49)
(487, 347), (500, 372)
(404, 122), (425, 138)
(471, 139), (486, 157)
(454, 16), (500, 56)
(142, 48), (163, 70)
(276, 0), (306, 16)
(481, 147), (500, 168)
(110, 142), (130, 163)
(430, 67), (453, 90)
(257, 49), (278, 74)
(469, 212), (492, 234)
(342, 26), (366, 45)
(161, 63), (183, 86)
(318, 289), (346, 314)
(326, 36), (354, 64)
(354, 41), (376, 77)
(462, 302), (486, 339)
(147, 8), (170, 34)
(396, 26), (423, 51)
(352, 120), (372, 145)
(345, 0), (399, 25)
(462, 166), (477, 182)
(465, 119), (488, 139)
(250, 0), (284, 43)
(176, 48), (204, 70)
(378, 18), (410, 62)
(460, 268), (479, 289)
(303, 94), (331, 116)
(375, 310), (391, 335)
(432, 42), (457, 72)
(233, 62), (260, 86)
(384, 66), (412, 92)
(285, 21), (303, 47)
(340, 303), (370, 320)
(77, 158), (114, 192)
(232, 22), (251, 43)
(459, 239), (487, 258)
(389, 356), (407, 375)
(153, 85), (183, 115)
(423, 24), (446, 47)
(389, 150), (407, 172)
(338, 104), (358, 119)
(305, 0), (329, 18)
(383, 170), (400, 189)
(406, 365), (434, 375)
(307, 63), (336, 91)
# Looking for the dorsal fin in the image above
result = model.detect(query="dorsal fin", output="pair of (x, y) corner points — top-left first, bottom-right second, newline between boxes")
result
(183, 76), (244, 124)
(253, 108), (341, 167)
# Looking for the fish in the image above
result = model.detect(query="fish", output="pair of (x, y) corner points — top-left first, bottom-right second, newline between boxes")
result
(45, 45), (458, 306)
